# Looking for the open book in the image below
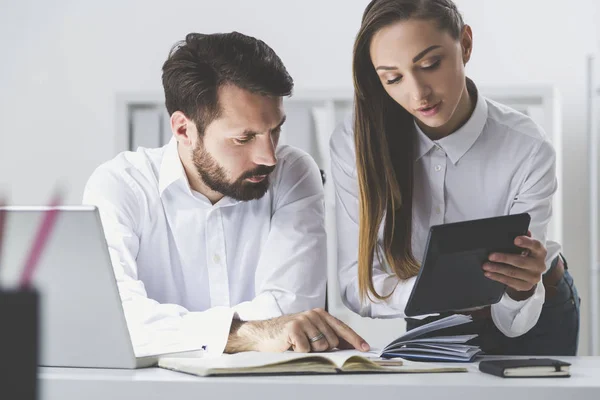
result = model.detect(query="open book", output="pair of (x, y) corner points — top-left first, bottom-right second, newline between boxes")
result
(381, 314), (482, 362)
(158, 349), (468, 376)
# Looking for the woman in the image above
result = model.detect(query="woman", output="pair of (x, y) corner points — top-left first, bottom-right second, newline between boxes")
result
(331, 0), (580, 355)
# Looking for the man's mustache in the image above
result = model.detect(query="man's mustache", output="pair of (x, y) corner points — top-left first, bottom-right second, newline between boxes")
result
(239, 165), (276, 180)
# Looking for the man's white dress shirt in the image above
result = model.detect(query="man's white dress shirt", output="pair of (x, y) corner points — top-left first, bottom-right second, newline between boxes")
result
(83, 139), (326, 357)
(331, 82), (558, 337)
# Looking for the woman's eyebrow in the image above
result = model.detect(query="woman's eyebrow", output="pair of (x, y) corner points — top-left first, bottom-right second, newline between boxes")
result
(412, 45), (442, 63)
(375, 45), (442, 71)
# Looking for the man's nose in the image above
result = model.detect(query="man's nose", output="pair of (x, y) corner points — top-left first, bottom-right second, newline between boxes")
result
(254, 135), (277, 167)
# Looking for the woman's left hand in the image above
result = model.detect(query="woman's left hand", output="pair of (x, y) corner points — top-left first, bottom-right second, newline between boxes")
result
(482, 231), (547, 300)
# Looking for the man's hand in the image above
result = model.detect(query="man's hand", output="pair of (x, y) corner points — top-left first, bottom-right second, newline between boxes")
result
(482, 230), (547, 301)
(225, 308), (370, 354)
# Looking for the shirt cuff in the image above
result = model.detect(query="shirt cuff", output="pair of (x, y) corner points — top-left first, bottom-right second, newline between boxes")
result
(232, 292), (283, 321)
(491, 281), (545, 338)
(133, 307), (234, 358)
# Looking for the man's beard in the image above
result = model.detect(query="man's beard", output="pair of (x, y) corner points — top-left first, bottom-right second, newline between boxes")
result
(192, 143), (275, 201)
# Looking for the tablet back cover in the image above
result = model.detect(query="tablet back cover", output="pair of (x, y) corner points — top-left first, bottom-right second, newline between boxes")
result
(404, 213), (531, 317)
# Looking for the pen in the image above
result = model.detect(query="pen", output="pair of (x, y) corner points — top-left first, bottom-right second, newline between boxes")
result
(19, 191), (63, 289)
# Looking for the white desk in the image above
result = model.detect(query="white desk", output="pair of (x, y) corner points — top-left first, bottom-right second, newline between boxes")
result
(41, 357), (600, 400)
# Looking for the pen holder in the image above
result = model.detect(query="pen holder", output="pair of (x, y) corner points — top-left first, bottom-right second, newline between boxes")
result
(0, 288), (39, 400)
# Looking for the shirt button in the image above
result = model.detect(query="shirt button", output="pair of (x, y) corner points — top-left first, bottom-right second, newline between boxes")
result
(213, 254), (221, 264)
(435, 206), (441, 214)
(434, 165), (442, 172)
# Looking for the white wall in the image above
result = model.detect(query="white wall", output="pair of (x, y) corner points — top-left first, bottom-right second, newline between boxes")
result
(1, 0), (598, 353)
(0, 0), (363, 203)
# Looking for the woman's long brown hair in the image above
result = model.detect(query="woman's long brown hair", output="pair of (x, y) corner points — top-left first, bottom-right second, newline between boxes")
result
(352, 0), (464, 303)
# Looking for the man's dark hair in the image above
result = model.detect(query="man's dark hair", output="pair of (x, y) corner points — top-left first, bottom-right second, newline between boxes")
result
(162, 32), (293, 135)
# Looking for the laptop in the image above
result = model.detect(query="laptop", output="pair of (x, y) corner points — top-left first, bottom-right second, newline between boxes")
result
(0, 206), (166, 369)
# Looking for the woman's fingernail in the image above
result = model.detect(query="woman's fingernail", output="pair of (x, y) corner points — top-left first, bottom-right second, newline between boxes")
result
(516, 238), (523, 245)
(362, 343), (370, 351)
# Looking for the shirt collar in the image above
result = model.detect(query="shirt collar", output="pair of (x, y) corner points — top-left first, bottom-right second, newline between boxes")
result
(158, 138), (242, 207)
(158, 138), (187, 196)
(414, 78), (488, 165)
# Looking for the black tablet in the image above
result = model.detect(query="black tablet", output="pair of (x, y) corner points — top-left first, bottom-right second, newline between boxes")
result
(404, 213), (531, 317)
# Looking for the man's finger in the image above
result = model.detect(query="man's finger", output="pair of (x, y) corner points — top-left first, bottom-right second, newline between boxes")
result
(306, 313), (339, 350)
(288, 328), (311, 353)
(300, 318), (330, 353)
(336, 337), (355, 350)
(322, 313), (369, 351)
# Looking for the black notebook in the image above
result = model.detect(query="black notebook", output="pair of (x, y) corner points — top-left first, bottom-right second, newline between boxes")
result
(479, 358), (571, 378)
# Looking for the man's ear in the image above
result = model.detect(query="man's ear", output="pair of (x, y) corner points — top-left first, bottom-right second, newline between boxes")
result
(461, 24), (473, 65)
(170, 111), (193, 146)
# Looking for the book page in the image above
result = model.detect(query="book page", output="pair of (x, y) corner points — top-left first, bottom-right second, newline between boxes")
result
(388, 315), (473, 346)
(158, 350), (370, 376)
(383, 334), (478, 352)
(158, 350), (468, 376)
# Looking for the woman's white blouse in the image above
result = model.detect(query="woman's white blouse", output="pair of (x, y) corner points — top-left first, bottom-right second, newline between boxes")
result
(331, 86), (558, 337)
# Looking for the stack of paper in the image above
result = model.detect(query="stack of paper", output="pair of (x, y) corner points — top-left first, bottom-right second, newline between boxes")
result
(380, 314), (481, 362)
